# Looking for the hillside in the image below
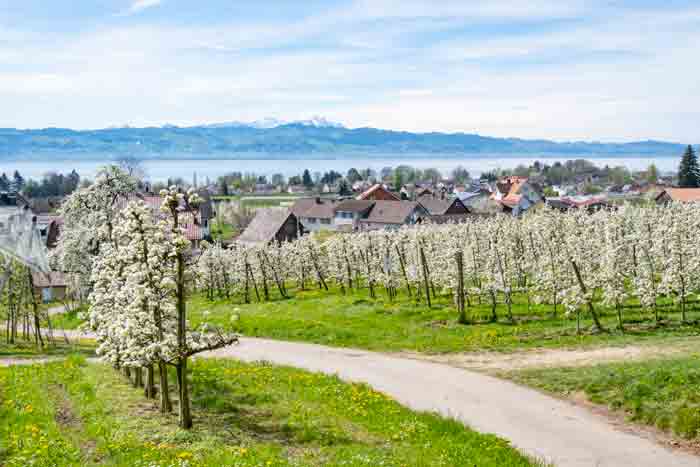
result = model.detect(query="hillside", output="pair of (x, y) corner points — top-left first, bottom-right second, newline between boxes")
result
(0, 122), (687, 159)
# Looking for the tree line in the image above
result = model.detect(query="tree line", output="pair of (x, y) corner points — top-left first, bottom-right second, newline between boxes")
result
(196, 202), (700, 333)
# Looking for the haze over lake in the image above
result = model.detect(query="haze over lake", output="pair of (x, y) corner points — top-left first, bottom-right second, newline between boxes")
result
(3, 154), (680, 182)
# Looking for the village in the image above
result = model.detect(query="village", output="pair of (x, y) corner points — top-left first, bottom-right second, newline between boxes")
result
(2, 153), (697, 301)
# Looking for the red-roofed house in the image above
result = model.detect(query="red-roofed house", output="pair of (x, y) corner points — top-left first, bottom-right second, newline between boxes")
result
(492, 176), (543, 215)
(356, 184), (401, 201)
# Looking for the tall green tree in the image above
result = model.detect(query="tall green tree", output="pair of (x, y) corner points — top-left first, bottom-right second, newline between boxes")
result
(678, 145), (700, 187)
(12, 171), (24, 191)
(646, 163), (659, 184)
(302, 169), (313, 188)
(0, 173), (9, 191)
(337, 179), (352, 196)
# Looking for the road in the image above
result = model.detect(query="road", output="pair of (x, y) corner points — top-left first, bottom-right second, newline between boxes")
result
(6, 326), (700, 467)
(205, 337), (700, 467)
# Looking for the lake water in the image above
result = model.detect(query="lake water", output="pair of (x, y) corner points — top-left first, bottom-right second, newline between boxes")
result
(0, 154), (680, 182)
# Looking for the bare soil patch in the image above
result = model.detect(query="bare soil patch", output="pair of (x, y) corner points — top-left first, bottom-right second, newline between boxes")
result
(398, 338), (700, 372)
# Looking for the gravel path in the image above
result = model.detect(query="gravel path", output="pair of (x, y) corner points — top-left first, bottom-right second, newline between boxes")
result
(205, 338), (700, 467)
(0, 357), (61, 367)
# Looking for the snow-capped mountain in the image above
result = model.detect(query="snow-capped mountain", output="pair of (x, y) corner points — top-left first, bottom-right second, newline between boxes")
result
(201, 116), (344, 130)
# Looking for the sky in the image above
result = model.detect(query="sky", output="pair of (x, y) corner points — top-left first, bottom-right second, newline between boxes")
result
(0, 0), (699, 142)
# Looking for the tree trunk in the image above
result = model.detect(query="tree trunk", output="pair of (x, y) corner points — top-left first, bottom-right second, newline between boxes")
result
(145, 365), (156, 399)
(419, 246), (431, 308)
(176, 361), (192, 429)
(456, 251), (468, 324)
(159, 362), (172, 413)
(569, 259), (605, 332)
(395, 245), (412, 298)
(489, 289), (498, 322)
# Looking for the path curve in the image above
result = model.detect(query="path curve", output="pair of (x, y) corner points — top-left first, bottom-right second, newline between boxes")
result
(204, 338), (700, 467)
(23, 328), (700, 466)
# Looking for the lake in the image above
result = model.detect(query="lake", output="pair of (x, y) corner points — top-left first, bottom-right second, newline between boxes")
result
(0, 154), (681, 182)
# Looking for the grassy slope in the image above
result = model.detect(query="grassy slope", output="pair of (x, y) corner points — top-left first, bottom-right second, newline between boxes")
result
(188, 287), (700, 353)
(0, 357), (544, 467)
(51, 285), (700, 353)
(507, 355), (700, 440)
(0, 338), (94, 359)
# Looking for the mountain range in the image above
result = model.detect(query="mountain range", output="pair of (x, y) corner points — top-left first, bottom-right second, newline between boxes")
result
(0, 118), (689, 160)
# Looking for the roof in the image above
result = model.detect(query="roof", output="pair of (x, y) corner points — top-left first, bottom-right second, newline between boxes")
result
(495, 176), (528, 196)
(356, 184), (401, 201)
(500, 194), (522, 207)
(237, 208), (295, 246)
(334, 199), (375, 213)
(417, 195), (453, 215)
(657, 188), (700, 203)
(31, 271), (68, 288)
(546, 196), (614, 211)
(456, 191), (489, 202)
(359, 201), (425, 225)
(290, 197), (336, 219)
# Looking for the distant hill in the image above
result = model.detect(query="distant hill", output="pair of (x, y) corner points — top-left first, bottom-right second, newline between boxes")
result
(0, 120), (688, 159)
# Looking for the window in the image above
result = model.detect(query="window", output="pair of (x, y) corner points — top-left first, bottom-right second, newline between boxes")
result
(321, 218), (331, 224)
(307, 217), (317, 223)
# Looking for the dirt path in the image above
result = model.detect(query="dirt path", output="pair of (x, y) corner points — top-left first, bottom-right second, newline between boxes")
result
(204, 337), (700, 467)
(399, 338), (700, 372)
(0, 357), (61, 367)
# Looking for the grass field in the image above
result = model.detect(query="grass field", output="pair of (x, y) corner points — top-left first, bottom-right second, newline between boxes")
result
(507, 355), (700, 440)
(210, 221), (237, 242)
(186, 287), (700, 353)
(52, 285), (700, 353)
(0, 337), (94, 359)
(0, 357), (545, 467)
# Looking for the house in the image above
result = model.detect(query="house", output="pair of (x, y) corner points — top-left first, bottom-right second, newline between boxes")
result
(356, 184), (401, 201)
(417, 195), (469, 216)
(546, 196), (615, 213)
(236, 208), (305, 246)
(333, 200), (375, 232)
(655, 188), (700, 204)
(492, 176), (543, 215)
(358, 201), (428, 231)
(31, 271), (68, 302)
(287, 184), (307, 194)
(35, 215), (62, 249)
(254, 183), (277, 194)
(290, 197), (337, 231)
(117, 190), (214, 247)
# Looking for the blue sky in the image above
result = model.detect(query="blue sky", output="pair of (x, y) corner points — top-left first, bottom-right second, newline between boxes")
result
(1, 0), (699, 142)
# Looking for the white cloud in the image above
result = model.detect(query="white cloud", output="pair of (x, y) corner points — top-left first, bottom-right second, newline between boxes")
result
(1, 1), (699, 142)
(125, 0), (162, 15)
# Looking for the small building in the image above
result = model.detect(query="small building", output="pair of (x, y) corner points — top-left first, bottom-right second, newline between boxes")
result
(417, 195), (469, 216)
(236, 208), (305, 246)
(358, 201), (428, 231)
(356, 184), (401, 201)
(333, 200), (375, 232)
(290, 197), (337, 231)
(492, 176), (543, 216)
(655, 188), (700, 205)
(31, 271), (68, 303)
(546, 196), (615, 213)
(117, 191), (214, 247)
(35, 215), (63, 249)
